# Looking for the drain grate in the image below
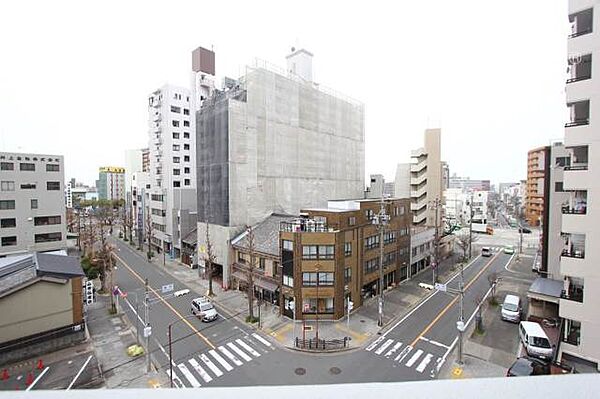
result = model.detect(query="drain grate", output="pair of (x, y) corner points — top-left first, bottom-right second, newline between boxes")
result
(329, 367), (341, 375)
(295, 368), (306, 375)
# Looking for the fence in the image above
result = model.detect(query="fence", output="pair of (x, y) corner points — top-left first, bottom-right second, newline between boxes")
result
(294, 337), (350, 351)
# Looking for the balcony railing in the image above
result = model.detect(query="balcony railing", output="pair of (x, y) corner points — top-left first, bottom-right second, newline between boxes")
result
(566, 75), (592, 84)
(564, 164), (588, 171)
(561, 204), (587, 215)
(280, 219), (328, 233)
(565, 118), (589, 128)
(569, 28), (593, 39)
(562, 249), (585, 259)
(561, 287), (584, 303)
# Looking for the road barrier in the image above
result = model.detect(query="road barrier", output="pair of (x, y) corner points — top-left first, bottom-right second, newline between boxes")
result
(294, 337), (350, 351)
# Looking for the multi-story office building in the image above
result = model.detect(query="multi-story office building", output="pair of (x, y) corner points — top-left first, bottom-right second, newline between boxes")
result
(526, 146), (548, 226)
(448, 175), (491, 192)
(124, 149), (148, 196)
(147, 84), (198, 260)
(196, 49), (365, 287)
(141, 148), (150, 173)
(0, 152), (67, 256)
(97, 166), (125, 201)
(131, 171), (150, 249)
(279, 198), (410, 320)
(558, 1), (599, 370)
(394, 128), (443, 227)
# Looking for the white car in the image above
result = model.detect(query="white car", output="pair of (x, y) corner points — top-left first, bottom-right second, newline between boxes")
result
(191, 298), (218, 322)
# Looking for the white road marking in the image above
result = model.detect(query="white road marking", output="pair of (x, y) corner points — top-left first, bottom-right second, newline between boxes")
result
(188, 358), (212, 383)
(385, 342), (403, 358)
(25, 366), (49, 391)
(416, 353), (433, 373)
(227, 342), (252, 362)
(366, 336), (385, 351)
(235, 339), (261, 357)
(177, 363), (201, 387)
(218, 346), (243, 366)
(252, 333), (272, 347)
(420, 337), (450, 349)
(200, 353), (223, 377)
(66, 355), (93, 390)
(375, 339), (394, 355)
(395, 346), (413, 362)
(405, 349), (424, 367)
(166, 370), (184, 388)
(209, 349), (234, 372)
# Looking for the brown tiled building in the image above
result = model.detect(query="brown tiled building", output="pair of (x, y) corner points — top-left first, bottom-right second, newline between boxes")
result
(526, 146), (550, 226)
(279, 198), (411, 321)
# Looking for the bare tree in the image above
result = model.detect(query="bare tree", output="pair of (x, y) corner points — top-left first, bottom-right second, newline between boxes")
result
(204, 221), (217, 297)
(94, 202), (118, 302)
(473, 292), (486, 334)
(245, 225), (256, 321)
(120, 204), (134, 243)
(455, 230), (478, 262)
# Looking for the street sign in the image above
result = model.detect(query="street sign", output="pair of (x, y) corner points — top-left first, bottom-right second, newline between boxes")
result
(434, 283), (447, 292)
(161, 283), (174, 294)
(143, 326), (152, 337)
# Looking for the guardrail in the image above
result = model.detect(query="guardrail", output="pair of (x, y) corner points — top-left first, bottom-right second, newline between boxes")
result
(294, 337), (350, 351)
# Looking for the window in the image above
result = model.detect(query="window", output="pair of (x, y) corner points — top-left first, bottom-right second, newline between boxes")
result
(399, 227), (408, 236)
(258, 258), (265, 270)
(412, 247), (418, 256)
(46, 164), (60, 172)
(173, 132), (180, 139)
(184, 179), (190, 186)
(183, 120), (190, 127)
(183, 108), (190, 115)
(31, 199), (38, 209)
(365, 209), (374, 220)
(172, 120), (180, 127)
(384, 231), (397, 244)
(173, 168), (181, 176)
(555, 182), (564, 192)
(184, 132), (190, 139)
(0, 162), (14, 171)
(556, 157), (570, 167)
(1, 236), (17, 246)
(302, 245), (318, 260)
(20, 183), (36, 189)
(1, 218), (16, 228)
(184, 144), (190, 150)
(184, 156), (190, 162)
(173, 181), (181, 188)
(20, 163), (35, 171)
(319, 245), (335, 259)
(364, 235), (380, 250)
(184, 167), (190, 174)
(46, 181), (60, 190)
(34, 215), (61, 226)
(282, 240), (293, 251)
(383, 251), (396, 266)
(344, 267), (352, 283)
(303, 272), (317, 287)
(173, 157), (180, 163)
(34, 232), (62, 243)
(364, 258), (380, 274)
(1, 181), (15, 191)
(0, 200), (15, 210)
(173, 144), (180, 151)
(394, 207), (399, 216)
(318, 272), (334, 286)
(283, 275), (293, 287)
(171, 105), (181, 113)
(344, 242), (352, 257)
(348, 216), (356, 226)
(399, 206), (405, 215)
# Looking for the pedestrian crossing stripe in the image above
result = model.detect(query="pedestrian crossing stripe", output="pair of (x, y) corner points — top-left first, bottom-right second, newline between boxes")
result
(218, 345), (243, 366)
(252, 333), (272, 347)
(200, 353), (223, 377)
(384, 342), (402, 358)
(416, 354), (433, 373)
(177, 363), (201, 387)
(227, 342), (252, 362)
(374, 339), (394, 355)
(188, 358), (212, 383)
(235, 339), (261, 357)
(405, 349), (424, 367)
(365, 336), (385, 351)
(366, 338), (443, 373)
(209, 349), (234, 372)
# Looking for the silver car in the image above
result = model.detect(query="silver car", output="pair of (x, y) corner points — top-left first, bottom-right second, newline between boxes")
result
(191, 298), (218, 322)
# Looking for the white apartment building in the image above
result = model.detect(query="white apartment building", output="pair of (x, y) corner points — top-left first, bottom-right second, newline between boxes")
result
(147, 84), (198, 260)
(559, 1), (600, 370)
(131, 171), (150, 248)
(97, 166), (125, 201)
(0, 152), (67, 256)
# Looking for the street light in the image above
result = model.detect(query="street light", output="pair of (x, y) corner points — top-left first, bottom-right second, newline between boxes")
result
(168, 314), (202, 388)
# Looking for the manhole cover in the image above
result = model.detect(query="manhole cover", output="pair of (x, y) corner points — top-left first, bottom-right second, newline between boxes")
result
(295, 368), (306, 375)
(329, 367), (341, 375)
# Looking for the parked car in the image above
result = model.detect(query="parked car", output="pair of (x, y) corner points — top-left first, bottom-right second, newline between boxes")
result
(501, 294), (521, 323)
(481, 247), (492, 257)
(191, 298), (218, 322)
(504, 245), (515, 255)
(519, 321), (553, 360)
(507, 357), (576, 377)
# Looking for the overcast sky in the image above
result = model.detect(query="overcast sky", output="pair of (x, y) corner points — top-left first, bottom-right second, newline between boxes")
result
(0, 1), (569, 188)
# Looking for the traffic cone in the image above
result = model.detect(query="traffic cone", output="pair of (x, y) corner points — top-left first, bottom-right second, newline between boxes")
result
(25, 372), (33, 386)
(1, 369), (8, 380)
(36, 359), (43, 370)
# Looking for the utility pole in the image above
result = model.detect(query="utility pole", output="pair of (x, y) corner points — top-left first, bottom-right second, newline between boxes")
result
(315, 265), (320, 341)
(430, 197), (442, 284)
(457, 261), (465, 365)
(469, 191), (474, 260)
(373, 196), (389, 327)
(144, 278), (151, 373)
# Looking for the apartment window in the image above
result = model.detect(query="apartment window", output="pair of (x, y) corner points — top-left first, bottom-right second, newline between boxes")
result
(302, 245), (318, 260)
(183, 108), (190, 115)
(172, 120), (180, 127)
(173, 169), (181, 176)
(283, 275), (294, 287)
(1, 181), (15, 191)
(344, 242), (352, 257)
(171, 105), (181, 113)
(399, 206), (405, 215)
(0, 200), (15, 210)
(184, 156), (190, 162)
(364, 258), (380, 274)
(556, 157), (570, 167)
(183, 132), (190, 139)
(555, 182), (564, 192)
(173, 157), (180, 163)
(344, 267), (352, 284)
(319, 272), (334, 286)
(383, 251), (397, 267)
(319, 245), (335, 259)
(184, 167), (190, 174)
(365, 209), (375, 220)
(364, 235), (380, 250)
(46, 181), (61, 190)
(34, 215), (61, 226)
(348, 216), (356, 226)
(31, 199), (38, 209)
(237, 252), (247, 263)
(20, 163), (35, 171)
(1, 218), (16, 228)
(1, 236), (17, 246)
(258, 258), (265, 270)
(20, 183), (36, 189)
(184, 179), (190, 186)
(34, 232), (62, 243)
(183, 120), (190, 127)
(46, 164), (60, 172)
(0, 162), (14, 171)
(173, 144), (180, 151)
(399, 227), (408, 236)
(173, 181), (181, 188)
(184, 144), (190, 150)
(384, 231), (397, 245)
(173, 132), (180, 139)
(412, 247), (418, 256)
(151, 194), (164, 202)
(303, 272), (317, 286)
(282, 240), (293, 251)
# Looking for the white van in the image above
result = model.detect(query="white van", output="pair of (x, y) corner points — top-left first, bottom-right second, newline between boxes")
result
(481, 247), (492, 257)
(519, 321), (553, 360)
(501, 294), (521, 323)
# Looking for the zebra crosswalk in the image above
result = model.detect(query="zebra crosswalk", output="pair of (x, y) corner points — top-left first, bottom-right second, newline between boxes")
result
(169, 333), (273, 388)
(365, 337), (443, 375)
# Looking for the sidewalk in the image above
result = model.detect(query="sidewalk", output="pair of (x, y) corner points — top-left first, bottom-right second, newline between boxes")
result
(86, 290), (167, 388)
(122, 240), (465, 351)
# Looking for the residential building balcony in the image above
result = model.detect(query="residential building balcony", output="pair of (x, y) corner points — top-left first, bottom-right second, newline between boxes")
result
(565, 100), (590, 127)
(411, 170), (427, 186)
(568, 8), (593, 39)
(566, 54), (592, 83)
(280, 218), (329, 233)
(410, 185), (427, 199)
(152, 113), (162, 123)
(560, 277), (584, 303)
(561, 232), (585, 259)
(561, 191), (587, 214)
(560, 318), (581, 347)
(410, 159), (427, 173)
